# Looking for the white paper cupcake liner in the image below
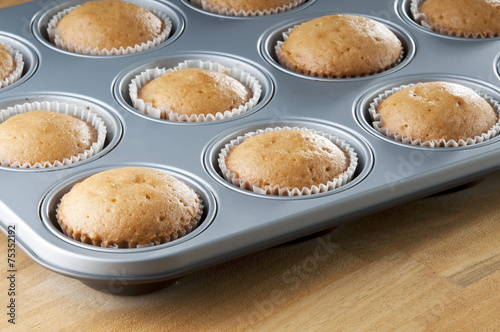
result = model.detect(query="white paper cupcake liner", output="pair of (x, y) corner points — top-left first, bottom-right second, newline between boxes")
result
(190, 0), (305, 16)
(368, 83), (500, 147)
(0, 101), (107, 168)
(47, 4), (171, 55)
(275, 23), (405, 78)
(411, 0), (500, 38)
(129, 59), (262, 122)
(0, 43), (24, 89)
(218, 126), (358, 196)
(56, 190), (204, 248)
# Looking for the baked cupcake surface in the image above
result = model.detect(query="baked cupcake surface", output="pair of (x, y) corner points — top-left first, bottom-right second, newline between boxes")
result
(224, 129), (349, 190)
(55, 0), (165, 51)
(202, 0), (302, 13)
(57, 167), (201, 248)
(0, 44), (15, 81)
(278, 14), (402, 78)
(137, 67), (252, 117)
(376, 82), (498, 142)
(0, 110), (98, 166)
(417, 0), (500, 37)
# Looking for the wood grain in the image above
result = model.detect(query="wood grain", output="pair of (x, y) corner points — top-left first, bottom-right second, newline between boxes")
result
(0, 0), (32, 9)
(1, 0), (500, 330)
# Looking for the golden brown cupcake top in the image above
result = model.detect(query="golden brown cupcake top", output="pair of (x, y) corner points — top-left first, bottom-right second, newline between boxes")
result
(138, 68), (252, 117)
(204, 0), (299, 12)
(57, 167), (201, 248)
(377, 81), (498, 142)
(225, 129), (349, 189)
(279, 14), (402, 78)
(0, 44), (16, 81)
(418, 0), (500, 37)
(56, 0), (165, 50)
(0, 110), (97, 166)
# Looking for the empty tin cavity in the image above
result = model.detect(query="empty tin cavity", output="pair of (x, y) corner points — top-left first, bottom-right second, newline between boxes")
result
(32, 0), (185, 57)
(204, 118), (373, 198)
(113, 53), (274, 124)
(260, 14), (416, 81)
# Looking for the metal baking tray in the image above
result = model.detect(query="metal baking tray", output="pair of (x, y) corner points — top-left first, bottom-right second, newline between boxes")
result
(1, 0), (500, 295)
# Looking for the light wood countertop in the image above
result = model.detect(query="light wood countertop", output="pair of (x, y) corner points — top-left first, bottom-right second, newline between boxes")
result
(1, 0), (32, 8)
(1, 0), (500, 330)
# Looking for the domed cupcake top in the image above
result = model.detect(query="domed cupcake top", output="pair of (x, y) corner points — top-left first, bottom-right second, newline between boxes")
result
(138, 68), (252, 118)
(0, 44), (16, 81)
(277, 14), (402, 78)
(375, 81), (499, 145)
(0, 110), (99, 167)
(414, 0), (500, 38)
(219, 128), (358, 196)
(48, 0), (171, 55)
(57, 167), (202, 248)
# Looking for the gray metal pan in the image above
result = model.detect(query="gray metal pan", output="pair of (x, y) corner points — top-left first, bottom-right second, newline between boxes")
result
(1, 0), (500, 295)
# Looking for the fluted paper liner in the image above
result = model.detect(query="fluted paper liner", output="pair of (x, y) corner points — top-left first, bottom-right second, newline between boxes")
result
(411, 0), (500, 38)
(47, 5), (171, 55)
(0, 43), (24, 89)
(368, 83), (500, 147)
(218, 126), (358, 196)
(190, 0), (305, 16)
(56, 185), (204, 248)
(275, 22), (404, 79)
(129, 59), (262, 122)
(0, 101), (107, 168)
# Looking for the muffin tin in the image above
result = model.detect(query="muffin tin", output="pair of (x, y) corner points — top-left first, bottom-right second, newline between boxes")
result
(1, 0), (500, 295)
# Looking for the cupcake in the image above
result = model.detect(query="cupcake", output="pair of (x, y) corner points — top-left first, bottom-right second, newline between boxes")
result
(371, 81), (500, 147)
(412, 0), (500, 38)
(57, 167), (202, 248)
(276, 14), (402, 78)
(48, 0), (171, 55)
(219, 127), (357, 196)
(0, 103), (106, 168)
(130, 60), (261, 122)
(0, 43), (24, 89)
(191, 0), (305, 16)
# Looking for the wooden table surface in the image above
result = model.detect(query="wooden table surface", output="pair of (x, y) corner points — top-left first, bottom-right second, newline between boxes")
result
(2, 0), (500, 330)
